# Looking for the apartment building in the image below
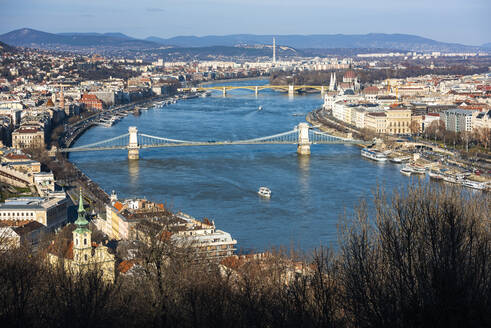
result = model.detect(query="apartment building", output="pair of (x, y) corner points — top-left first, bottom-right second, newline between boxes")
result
(441, 109), (474, 132)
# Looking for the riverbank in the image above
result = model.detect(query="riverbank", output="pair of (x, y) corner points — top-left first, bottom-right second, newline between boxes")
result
(307, 107), (491, 190)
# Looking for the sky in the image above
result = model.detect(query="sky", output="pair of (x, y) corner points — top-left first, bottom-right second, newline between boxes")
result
(0, 0), (490, 45)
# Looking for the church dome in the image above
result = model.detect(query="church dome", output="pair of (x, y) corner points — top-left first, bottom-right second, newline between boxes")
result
(343, 70), (356, 79)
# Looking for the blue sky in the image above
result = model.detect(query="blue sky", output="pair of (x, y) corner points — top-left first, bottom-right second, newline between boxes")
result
(0, 0), (489, 45)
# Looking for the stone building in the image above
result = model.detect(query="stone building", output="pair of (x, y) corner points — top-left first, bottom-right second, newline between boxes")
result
(386, 107), (412, 135)
(12, 126), (44, 149)
(48, 190), (115, 282)
(365, 112), (387, 134)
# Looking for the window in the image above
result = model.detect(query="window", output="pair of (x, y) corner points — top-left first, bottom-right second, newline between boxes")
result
(84, 254), (88, 261)
(84, 238), (87, 245)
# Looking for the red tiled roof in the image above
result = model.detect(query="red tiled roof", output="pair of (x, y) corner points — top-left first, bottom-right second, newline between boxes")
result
(113, 201), (124, 211)
(118, 260), (136, 273)
(5, 153), (30, 160)
(344, 70), (356, 78)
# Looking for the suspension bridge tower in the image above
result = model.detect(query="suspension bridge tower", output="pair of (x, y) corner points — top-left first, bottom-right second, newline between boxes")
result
(128, 126), (139, 160)
(297, 123), (311, 155)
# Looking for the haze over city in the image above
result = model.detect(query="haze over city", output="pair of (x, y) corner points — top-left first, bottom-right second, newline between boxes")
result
(1, 0), (490, 45)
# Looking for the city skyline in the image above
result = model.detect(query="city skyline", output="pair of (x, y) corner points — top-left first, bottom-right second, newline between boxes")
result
(0, 0), (490, 46)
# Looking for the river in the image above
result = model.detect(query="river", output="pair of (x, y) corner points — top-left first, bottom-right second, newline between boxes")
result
(71, 79), (413, 251)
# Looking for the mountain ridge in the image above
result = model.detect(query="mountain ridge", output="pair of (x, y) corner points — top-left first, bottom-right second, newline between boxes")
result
(0, 28), (486, 52)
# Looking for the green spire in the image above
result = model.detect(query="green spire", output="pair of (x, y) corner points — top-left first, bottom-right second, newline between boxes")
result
(74, 188), (89, 231)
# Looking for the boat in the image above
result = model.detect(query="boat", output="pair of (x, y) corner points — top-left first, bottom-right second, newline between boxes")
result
(258, 186), (271, 198)
(442, 175), (460, 184)
(390, 156), (411, 164)
(258, 106), (263, 111)
(360, 148), (387, 162)
(291, 113), (303, 117)
(461, 180), (487, 190)
(400, 167), (412, 176)
(428, 171), (444, 180)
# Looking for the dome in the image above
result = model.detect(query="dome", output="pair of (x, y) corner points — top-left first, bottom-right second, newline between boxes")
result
(344, 70), (356, 79)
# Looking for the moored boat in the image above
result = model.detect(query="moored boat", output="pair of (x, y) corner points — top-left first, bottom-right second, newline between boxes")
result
(361, 148), (387, 162)
(428, 171), (444, 180)
(400, 167), (412, 176)
(461, 180), (487, 190)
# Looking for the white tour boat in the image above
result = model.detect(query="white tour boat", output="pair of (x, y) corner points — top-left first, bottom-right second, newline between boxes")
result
(400, 166), (413, 176)
(258, 106), (263, 111)
(258, 187), (271, 198)
(390, 156), (411, 164)
(361, 148), (388, 162)
(461, 180), (487, 190)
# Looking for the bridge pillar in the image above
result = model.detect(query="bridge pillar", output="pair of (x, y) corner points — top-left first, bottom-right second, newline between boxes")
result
(255, 86), (259, 96)
(128, 126), (139, 160)
(321, 86), (325, 95)
(289, 84), (295, 96)
(222, 87), (227, 96)
(297, 122), (311, 156)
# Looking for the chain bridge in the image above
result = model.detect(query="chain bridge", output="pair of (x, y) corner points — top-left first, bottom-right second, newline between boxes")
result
(59, 123), (365, 159)
(180, 84), (328, 96)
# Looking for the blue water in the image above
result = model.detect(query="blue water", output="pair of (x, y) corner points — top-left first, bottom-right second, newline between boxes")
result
(71, 79), (413, 251)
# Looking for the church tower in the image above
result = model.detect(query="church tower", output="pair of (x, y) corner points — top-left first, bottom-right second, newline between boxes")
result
(72, 189), (92, 264)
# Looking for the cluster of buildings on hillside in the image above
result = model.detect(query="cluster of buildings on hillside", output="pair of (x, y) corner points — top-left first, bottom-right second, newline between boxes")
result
(323, 71), (491, 135)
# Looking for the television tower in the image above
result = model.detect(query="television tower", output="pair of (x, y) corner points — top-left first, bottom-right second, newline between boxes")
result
(273, 37), (276, 64)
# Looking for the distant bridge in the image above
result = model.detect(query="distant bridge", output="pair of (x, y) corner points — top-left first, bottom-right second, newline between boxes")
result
(179, 84), (329, 96)
(59, 123), (366, 159)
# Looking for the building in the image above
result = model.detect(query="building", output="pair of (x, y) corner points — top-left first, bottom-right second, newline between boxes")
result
(365, 112), (387, 134)
(48, 190), (115, 282)
(172, 212), (237, 260)
(80, 93), (103, 110)
(422, 113), (442, 131)
(472, 110), (491, 130)
(97, 193), (237, 260)
(386, 107), (412, 135)
(12, 126), (45, 149)
(0, 195), (68, 229)
(2, 152), (41, 174)
(0, 221), (44, 250)
(441, 109), (474, 132)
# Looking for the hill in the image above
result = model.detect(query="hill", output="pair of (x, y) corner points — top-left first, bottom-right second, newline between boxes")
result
(0, 28), (158, 49)
(147, 33), (480, 52)
(0, 41), (17, 53)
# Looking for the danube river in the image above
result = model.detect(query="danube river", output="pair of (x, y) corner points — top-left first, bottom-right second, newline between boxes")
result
(71, 79), (411, 251)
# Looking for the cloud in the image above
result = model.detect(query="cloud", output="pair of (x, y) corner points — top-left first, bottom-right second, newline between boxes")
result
(146, 7), (165, 12)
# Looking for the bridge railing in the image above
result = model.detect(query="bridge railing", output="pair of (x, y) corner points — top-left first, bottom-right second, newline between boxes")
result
(60, 133), (130, 152)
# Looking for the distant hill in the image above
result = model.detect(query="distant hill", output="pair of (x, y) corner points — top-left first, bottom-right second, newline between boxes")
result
(0, 28), (486, 53)
(0, 41), (16, 53)
(481, 43), (491, 49)
(0, 28), (158, 49)
(147, 33), (480, 52)
(58, 32), (136, 40)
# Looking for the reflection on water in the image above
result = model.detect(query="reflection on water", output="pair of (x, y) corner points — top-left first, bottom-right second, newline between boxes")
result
(72, 79), (414, 251)
(297, 155), (310, 193)
(128, 159), (139, 185)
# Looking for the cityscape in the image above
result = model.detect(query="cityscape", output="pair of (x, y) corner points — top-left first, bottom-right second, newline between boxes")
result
(0, 1), (490, 327)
